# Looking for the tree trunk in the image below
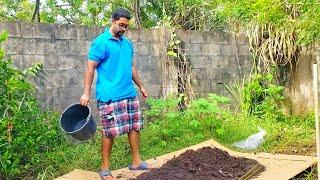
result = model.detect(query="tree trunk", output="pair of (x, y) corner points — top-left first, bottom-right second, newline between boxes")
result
(32, 0), (40, 22)
(134, 0), (141, 28)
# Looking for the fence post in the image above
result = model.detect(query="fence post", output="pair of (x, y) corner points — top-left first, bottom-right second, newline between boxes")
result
(313, 64), (320, 179)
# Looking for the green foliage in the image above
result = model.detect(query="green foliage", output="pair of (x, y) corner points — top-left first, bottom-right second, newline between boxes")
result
(241, 73), (285, 119)
(184, 94), (231, 136)
(0, 32), (63, 179)
(295, 1), (320, 44)
(0, 31), (7, 60)
(144, 93), (231, 146)
(145, 96), (182, 144)
(22, 63), (43, 77)
(43, 0), (123, 25)
(211, 1), (320, 84)
(213, 0), (320, 44)
(139, 0), (226, 30)
(220, 72), (314, 153)
(143, 84), (314, 155)
(226, 73), (285, 119)
(0, 0), (34, 21)
(0, 0), (131, 26)
(1, 0), (319, 44)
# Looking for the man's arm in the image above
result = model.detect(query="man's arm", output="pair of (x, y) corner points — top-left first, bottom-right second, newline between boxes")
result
(132, 60), (147, 99)
(80, 60), (99, 106)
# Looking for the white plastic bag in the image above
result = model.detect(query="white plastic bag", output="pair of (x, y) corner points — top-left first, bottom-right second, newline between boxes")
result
(233, 126), (266, 150)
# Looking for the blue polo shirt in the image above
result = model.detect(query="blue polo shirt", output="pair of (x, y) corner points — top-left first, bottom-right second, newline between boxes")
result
(88, 28), (137, 102)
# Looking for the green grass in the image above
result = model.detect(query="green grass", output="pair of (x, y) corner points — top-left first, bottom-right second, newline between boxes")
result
(42, 113), (315, 179)
(49, 123), (210, 172)
(216, 112), (315, 153)
(34, 95), (316, 179)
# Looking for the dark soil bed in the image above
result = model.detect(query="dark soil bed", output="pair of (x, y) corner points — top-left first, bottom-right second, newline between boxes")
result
(136, 147), (265, 180)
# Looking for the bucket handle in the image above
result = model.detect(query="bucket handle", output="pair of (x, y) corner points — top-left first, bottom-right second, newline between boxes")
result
(86, 104), (91, 122)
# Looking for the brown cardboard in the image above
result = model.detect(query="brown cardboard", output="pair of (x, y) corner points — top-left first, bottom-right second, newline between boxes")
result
(56, 139), (317, 180)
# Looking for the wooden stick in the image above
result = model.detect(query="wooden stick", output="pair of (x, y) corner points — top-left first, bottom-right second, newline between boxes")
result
(313, 64), (320, 179)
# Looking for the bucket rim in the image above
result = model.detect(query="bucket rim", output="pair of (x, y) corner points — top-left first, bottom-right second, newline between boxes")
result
(59, 103), (93, 134)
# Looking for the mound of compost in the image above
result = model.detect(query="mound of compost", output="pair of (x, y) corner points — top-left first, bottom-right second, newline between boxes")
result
(136, 147), (265, 180)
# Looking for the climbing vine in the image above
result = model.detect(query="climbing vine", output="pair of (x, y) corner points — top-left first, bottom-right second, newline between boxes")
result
(218, 1), (320, 84)
(160, 14), (195, 106)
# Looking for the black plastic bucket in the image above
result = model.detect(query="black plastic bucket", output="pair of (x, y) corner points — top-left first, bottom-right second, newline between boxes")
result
(60, 104), (96, 141)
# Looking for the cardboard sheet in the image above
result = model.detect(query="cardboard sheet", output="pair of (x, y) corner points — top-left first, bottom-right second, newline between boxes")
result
(56, 139), (317, 180)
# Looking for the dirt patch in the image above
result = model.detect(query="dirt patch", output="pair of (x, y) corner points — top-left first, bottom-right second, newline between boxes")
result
(136, 147), (265, 180)
(273, 144), (316, 156)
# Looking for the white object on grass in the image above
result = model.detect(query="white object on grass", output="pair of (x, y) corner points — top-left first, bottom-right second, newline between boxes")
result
(233, 126), (266, 150)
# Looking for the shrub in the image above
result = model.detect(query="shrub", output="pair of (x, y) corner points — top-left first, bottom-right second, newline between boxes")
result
(0, 31), (62, 179)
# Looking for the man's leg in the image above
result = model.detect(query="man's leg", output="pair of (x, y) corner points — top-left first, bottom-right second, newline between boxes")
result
(101, 136), (114, 170)
(128, 130), (142, 167)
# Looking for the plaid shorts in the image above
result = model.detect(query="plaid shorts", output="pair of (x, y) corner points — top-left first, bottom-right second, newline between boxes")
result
(97, 97), (143, 138)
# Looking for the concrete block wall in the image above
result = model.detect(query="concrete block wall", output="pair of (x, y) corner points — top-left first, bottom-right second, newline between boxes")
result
(0, 21), (252, 113)
(0, 22), (104, 112)
(287, 44), (320, 114)
(0, 22), (164, 113)
(176, 30), (252, 98)
(126, 28), (165, 99)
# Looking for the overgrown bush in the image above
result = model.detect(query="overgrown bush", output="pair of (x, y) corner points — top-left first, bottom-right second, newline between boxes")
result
(0, 31), (63, 179)
(144, 93), (231, 146)
(242, 73), (284, 118)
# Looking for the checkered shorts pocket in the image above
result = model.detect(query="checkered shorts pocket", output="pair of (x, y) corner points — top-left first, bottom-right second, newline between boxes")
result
(97, 97), (143, 138)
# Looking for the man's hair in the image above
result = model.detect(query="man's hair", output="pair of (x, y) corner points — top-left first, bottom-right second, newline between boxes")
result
(112, 8), (131, 20)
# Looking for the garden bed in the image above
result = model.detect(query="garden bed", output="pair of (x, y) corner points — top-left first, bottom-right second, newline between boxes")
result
(136, 146), (264, 179)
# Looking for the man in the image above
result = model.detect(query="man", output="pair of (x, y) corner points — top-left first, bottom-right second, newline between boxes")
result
(79, 8), (148, 180)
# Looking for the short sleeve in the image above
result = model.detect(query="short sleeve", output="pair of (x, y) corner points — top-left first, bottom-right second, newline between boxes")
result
(127, 39), (134, 58)
(88, 34), (107, 62)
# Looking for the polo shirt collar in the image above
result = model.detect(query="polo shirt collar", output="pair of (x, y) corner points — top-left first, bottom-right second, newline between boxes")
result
(105, 28), (124, 41)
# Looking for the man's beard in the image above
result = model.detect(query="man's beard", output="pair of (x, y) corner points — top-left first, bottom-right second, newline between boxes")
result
(116, 30), (124, 37)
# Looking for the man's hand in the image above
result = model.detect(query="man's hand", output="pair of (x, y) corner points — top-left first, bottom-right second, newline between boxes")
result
(140, 87), (148, 100)
(80, 94), (90, 106)
(80, 60), (98, 106)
